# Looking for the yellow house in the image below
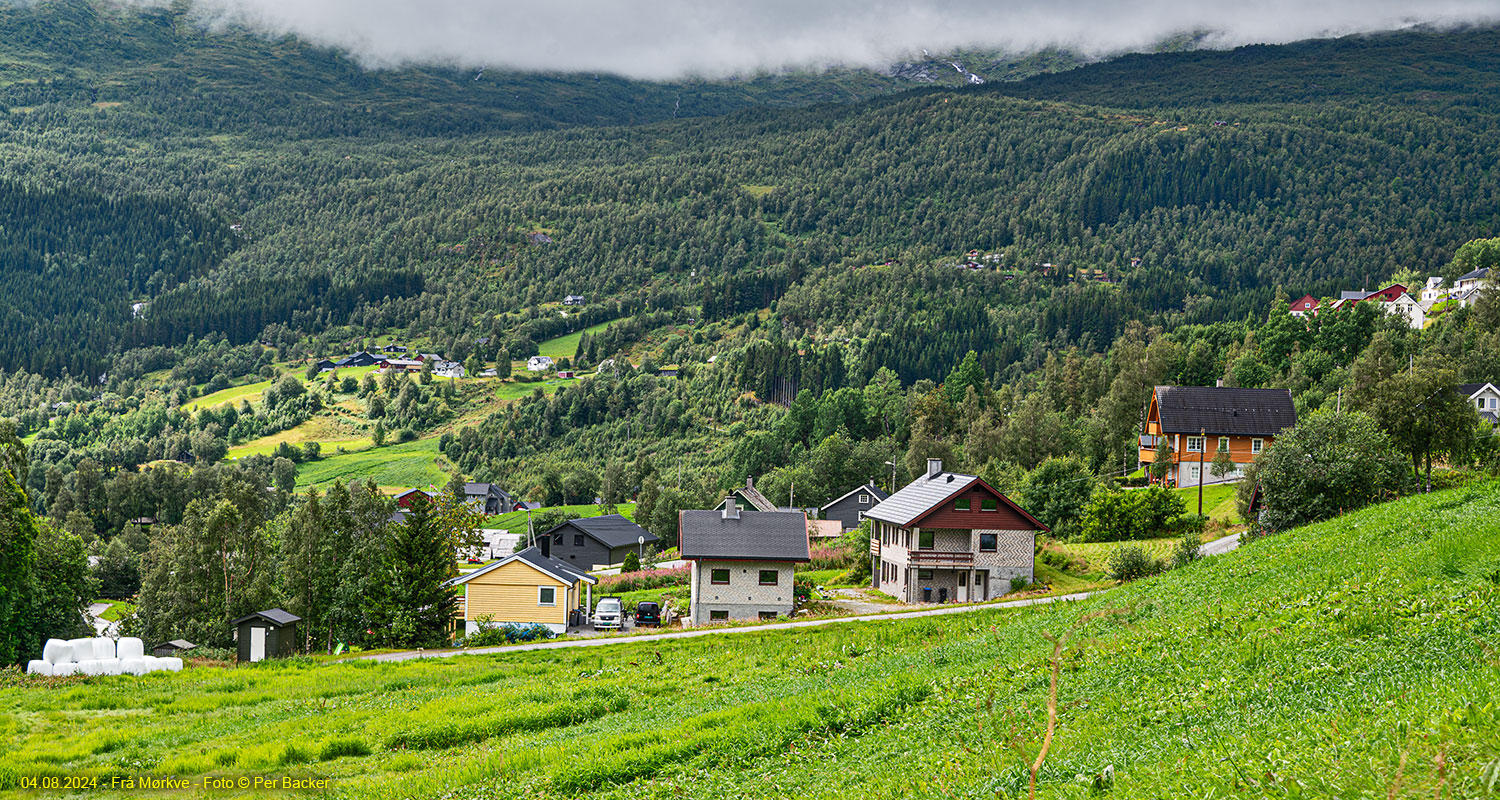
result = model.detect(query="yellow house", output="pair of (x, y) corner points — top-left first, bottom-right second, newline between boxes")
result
(445, 547), (597, 635)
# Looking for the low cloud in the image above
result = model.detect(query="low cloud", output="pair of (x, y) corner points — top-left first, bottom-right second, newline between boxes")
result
(170, 1), (1500, 79)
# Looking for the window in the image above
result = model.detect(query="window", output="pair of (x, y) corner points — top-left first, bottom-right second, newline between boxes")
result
(1217, 437), (1230, 452)
(918, 530), (934, 550)
(1189, 465), (1201, 481)
(574, 534), (585, 547)
(552, 533), (563, 544)
(958, 572), (967, 587)
(1480, 399), (1487, 410)
(1492, 398), (1497, 410)
(537, 586), (556, 606)
(917, 569), (933, 580)
(981, 498), (998, 512)
(759, 611), (778, 620)
(979, 533), (997, 552)
(710, 610), (729, 621)
(858, 494), (870, 504)
(1186, 436), (1205, 452)
(1251, 438), (1264, 455)
(758, 569), (779, 586)
(956, 498), (971, 511)
(710, 568), (730, 585)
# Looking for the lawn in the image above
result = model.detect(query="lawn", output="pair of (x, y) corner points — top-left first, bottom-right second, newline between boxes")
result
(4, 484), (1498, 798)
(181, 379), (270, 411)
(536, 320), (615, 360)
(293, 437), (448, 491)
(484, 503), (637, 536)
(493, 378), (567, 402)
(1174, 481), (1240, 521)
(95, 601), (136, 622)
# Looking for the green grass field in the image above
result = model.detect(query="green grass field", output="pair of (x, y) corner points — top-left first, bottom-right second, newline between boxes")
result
(225, 418), (373, 460)
(536, 320), (615, 360)
(1174, 481), (1240, 522)
(182, 379), (271, 411)
(493, 378), (567, 402)
(5, 484), (1499, 798)
(292, 438), (448, 491)
(484, 503), (637, 536)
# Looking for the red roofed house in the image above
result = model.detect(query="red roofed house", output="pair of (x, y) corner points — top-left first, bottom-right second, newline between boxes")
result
(1289, 295), (1319, 317)
(866, 459), (1048, 604)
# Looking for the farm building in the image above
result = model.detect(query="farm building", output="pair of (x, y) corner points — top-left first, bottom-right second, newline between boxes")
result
(231, 609), (301, 663)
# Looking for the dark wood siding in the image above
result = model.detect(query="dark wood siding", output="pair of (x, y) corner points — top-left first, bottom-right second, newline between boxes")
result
(912, 487), (1040, 531)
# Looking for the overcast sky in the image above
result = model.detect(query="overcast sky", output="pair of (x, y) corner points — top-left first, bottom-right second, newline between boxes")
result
(172, 0), (1500, 79)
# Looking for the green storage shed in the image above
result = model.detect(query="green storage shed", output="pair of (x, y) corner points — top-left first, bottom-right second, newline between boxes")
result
(231, 608), (302, 663)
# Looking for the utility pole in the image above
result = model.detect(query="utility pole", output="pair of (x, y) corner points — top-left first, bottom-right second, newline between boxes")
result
(1198, 427), (1206, 517)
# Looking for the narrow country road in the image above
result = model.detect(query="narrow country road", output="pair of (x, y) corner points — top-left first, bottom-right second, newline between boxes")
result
(355, 531), (1245, 664)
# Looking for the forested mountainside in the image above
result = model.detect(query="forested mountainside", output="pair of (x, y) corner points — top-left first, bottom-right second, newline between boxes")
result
(3, 8), (1500, 541)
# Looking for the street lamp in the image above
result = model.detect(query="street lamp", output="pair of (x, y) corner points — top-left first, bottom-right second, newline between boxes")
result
(884, 460), (897, 493)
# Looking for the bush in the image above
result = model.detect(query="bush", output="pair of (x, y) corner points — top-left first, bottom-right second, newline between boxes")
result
(1009, 576), (1029, 593)
(461, 622), (556, 647)
(1107, 545), (1164, 582)
(621, 551), (641, 572)
(596, 565), (689, 594)
(1171, 531), (1203, 569)
(396, 427), (417, 443)
(1019, 456), (1095, 531)
(1248, 409), (1409, 531)
(1079, 486), (1186, 542)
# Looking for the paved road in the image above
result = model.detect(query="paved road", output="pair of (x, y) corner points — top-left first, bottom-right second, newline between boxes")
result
(1200, 531), (1242, 558)
(86, 603), (117, 636)
(358, 591), (1100, 662)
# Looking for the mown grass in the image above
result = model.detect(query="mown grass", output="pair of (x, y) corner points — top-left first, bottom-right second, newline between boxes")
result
(3, 483), (1498, 798)
(292, 437), (447, 490)
(484, 503), (637, 536)
(1173, 481), (1240, 521)
(226, 417), (372, 459)
(536, 320), (614, 360)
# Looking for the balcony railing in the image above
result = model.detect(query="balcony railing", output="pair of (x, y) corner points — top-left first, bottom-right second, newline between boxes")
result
(908, 550), (974, 567)
(869, 538), (880, 555)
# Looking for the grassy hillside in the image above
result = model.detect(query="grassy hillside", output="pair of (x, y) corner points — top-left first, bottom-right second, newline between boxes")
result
(5, 483), (1497, 797)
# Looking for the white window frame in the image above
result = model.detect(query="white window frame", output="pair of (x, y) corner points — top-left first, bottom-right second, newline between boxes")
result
(1251, 438), (1264, 455)
(858, 494), (870, 504)
(1185, 436), (1205, 452)
(537, 586), (556, 606)
(1217, 436), (1230, 453)
(1189, 465), (1201, 481)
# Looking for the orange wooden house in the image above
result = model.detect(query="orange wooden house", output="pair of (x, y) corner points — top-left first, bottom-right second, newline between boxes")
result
(1139, 386), (1297, 487)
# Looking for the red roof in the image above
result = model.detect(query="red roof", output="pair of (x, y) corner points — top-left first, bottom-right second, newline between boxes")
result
(1290, 294), (1319, 311)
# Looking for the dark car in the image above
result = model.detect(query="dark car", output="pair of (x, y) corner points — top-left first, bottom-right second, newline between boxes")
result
(634, 601), (662, 627)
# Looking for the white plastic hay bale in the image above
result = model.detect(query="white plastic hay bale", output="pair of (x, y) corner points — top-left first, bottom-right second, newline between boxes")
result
(159, 657), (184, 672)
(140, 656), (163, 673)
(66, 638), (92, 663)
(117, 637), (144, 660)
(26, 660), (53, 676)
(52, 662), (80, 677)
(43, 639), (70, 664)
(99, 659), (122, 676)
(120, 658), (147, 676)
(91, 637), (115, 660)
(76, 659), (101, 676)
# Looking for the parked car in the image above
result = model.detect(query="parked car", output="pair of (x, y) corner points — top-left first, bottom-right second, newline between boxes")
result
(634, 601), (661, 627)
(593, 597), (624, 631)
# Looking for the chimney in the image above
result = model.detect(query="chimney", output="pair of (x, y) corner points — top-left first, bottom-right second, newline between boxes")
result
(723, 498), (739, 520)
(927, 458), (943, 479)
(1216, 379), (1224, 388)
(745, 476), (754, 489)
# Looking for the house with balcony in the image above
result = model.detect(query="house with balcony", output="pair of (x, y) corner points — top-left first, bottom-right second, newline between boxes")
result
(1461, 382), (1500, 425)
(866, 459), (1047, 604)
(1138, 385), (1298, 487)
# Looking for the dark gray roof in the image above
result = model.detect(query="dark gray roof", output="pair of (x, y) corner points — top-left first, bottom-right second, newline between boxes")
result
(1458, 267), (1490, 282)
(1460, 383), (1497, 397)
(230, 608), (301, 626)
(1339, 290), (1372, 301)
(865, 472), (978, 527)
(820, 483), (890, 512)
(162, 639), (196, 650)
(463, 482), (503, 497)
(445, 546), (596, 586)
(1153, 386), (1297, 436)
(679, 510), (810, 562)
(552, 515), (658, 549)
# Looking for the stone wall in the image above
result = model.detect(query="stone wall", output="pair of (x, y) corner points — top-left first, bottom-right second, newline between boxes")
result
(690, 559), (796, 625)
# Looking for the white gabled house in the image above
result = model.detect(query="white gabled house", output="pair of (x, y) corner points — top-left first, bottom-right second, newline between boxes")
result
(1461, 382), (1500, 426)
(527, 355), (555, 372)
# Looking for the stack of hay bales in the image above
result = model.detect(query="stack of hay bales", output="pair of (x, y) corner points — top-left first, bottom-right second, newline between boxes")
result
(25, 637), (183, 676)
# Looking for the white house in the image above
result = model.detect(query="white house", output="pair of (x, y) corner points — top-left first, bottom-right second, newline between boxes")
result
(527, 355), (555, 372)
(1420, 276), (1447, 304)
(1456, 267), (1490, 293)
(433, 360), (465, 378)
(1462, 382), (1500, 425)
(1384, 293), (1426, 329)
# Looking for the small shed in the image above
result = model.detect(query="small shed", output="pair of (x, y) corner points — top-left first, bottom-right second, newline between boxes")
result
(153, 639), (197, 658)
(231, 609), (302, 663)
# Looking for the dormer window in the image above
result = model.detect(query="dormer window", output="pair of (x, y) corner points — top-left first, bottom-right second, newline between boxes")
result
(858, 494), (870, 504)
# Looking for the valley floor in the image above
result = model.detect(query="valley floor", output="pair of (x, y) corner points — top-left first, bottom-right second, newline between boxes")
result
(3, 484), (1498, 798)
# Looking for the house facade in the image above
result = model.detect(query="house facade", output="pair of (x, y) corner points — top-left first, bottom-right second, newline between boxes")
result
(1462, 382), (1500, 425)
(819, 482), (890, 531)
(1288, 295), (1319, 317)
(463, 483), (512, 515)
(866, 459), (1046, 604)
(680, 504), (809, 625)
(1456, 267), (1490, 293)
(445, 548), (596, 635)
(1139, 385), (1298, 487)
(527, 355), (554, 372)
(538, 514), (658, 568)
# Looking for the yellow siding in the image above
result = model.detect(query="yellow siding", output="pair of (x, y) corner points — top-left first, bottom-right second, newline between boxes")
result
(463, 559), (572, 625)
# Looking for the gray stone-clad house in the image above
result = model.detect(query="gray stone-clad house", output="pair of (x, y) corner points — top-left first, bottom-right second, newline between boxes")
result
(680, 502), (810, 626)
(819, 482), (890, 531)
(538, 514), (658, 569)
(463, 483), (513, 515)
(867, 459), (1047, 603)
